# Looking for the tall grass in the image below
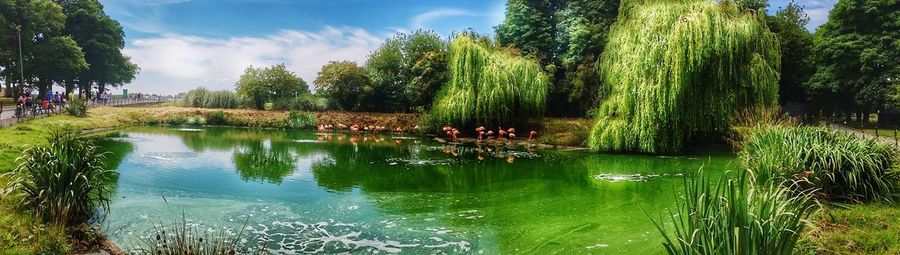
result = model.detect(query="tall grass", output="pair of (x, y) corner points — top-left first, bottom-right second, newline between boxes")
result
(1, 129), (117, 225)
(652, 170), (817, 255)
(589, 0), (780, 153)
(132, 214), (246, 255)
(740, 126), (900, 202)
(180, 87), (240, 109)
(430, 33), (549, 127)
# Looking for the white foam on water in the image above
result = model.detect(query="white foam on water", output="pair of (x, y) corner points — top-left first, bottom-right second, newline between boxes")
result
(173, 128), (204, 132)
(586, 243), (609, 249)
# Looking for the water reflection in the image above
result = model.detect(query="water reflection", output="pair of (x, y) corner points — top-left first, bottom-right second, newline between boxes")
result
(100, 126), (736, 254)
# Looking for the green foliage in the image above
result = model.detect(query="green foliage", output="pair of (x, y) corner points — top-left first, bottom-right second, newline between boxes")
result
(286, 110), (317, 129)
(767, 0), (814, 104)
(66, 97), (87, 117)
(589, 0), (780, 153)
(271, 93), (328, 112)
(235, 64), (308, 110)
(314, 61), (371, 111)
(430, 33), (550, 127)
(740, 126), (900, 202)
(180, 87), (240, 109)
(808, 0), (899, 114)
(132, 215), (242, 255)
(496, 0), (557, 64)
(495, 0), (619, 116)
(364, 30), (448, 112)
(1, 129), (116, 226)
(652, 170), (817, 255)
(57, 0), (138, 94)
(206, 111), (227, 125)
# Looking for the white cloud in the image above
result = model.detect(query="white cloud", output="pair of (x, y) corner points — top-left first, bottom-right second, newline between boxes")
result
(122, 26), (382, 94)
(411, 8), (478, 30)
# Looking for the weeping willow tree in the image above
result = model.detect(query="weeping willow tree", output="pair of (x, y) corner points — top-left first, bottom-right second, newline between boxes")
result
(430, 34), (550, 127)
(589, 0), (780, 153)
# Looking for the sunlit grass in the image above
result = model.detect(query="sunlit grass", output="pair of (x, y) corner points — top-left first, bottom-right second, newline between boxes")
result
(652, 170), (817, 255)
(740, 126), (900, 202)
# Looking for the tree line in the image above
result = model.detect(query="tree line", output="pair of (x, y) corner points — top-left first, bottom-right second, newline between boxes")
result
(298, 0), (897, 121)
(0, 0), (137, 98)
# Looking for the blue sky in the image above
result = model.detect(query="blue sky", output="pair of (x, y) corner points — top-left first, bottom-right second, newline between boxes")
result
(100, 0), (837, 94)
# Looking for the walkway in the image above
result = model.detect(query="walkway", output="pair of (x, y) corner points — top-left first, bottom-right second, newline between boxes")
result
(828, 122), (899, 147)
(0, 97), (171, 127)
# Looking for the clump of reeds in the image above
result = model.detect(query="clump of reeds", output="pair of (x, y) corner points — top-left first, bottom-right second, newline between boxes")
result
(589, 0), (780, 153)
(430, 33), (550, 127)
(652, 170), (818, 255)
(131, 214), (246, 255)
(180, 87), (240, 109)
(2, 129), (117, 225)
(740, 126), (900, 202)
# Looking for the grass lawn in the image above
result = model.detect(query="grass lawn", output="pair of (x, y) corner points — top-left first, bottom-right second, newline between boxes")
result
(803, 203), (900, 255)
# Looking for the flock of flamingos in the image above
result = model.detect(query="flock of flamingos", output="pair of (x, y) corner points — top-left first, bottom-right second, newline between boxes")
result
(315, 124), (540, 142)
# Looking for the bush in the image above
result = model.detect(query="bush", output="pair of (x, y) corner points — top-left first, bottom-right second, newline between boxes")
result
(271, 94), (327, 111)
(286, 111), (316, 129)
(66, 98), (88, 117)
(652, 170), (817, 255)
(740, 126), (900, 202)
(207, 111), (228, 125)
(1, 129), (117, 225)
(180, 88), (239, 109)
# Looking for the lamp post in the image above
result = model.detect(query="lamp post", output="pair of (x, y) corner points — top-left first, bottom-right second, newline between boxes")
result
(16, 25), (24, 95)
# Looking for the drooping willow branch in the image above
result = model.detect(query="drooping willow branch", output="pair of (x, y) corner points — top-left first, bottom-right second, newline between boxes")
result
(589, 0), (781, 153)
(430, 34), (550, 127)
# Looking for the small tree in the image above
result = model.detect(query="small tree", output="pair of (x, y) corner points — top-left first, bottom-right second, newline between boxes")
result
(314, 61), (371, 111)
(235, 64), (308, 109)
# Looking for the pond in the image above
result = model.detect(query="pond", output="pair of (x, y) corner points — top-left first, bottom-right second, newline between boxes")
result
(97, 126), (736, 254)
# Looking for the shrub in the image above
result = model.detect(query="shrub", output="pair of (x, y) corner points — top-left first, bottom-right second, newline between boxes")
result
(1, 129), (117, 225)
(207, 111), (228, 125)
(652, 170), (817, 255)
(180, 88), (239, 109)
(741, 126), (900, 202)
(286, 111), (316, 129)
(66, 98), (88, 117)
(588, 0), (780, 153)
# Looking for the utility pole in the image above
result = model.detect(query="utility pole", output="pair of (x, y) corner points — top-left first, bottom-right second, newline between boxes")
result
(17, 25), (25, 95)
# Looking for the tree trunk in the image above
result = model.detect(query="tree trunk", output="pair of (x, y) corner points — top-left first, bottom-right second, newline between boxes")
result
(863, 110), (871, 124)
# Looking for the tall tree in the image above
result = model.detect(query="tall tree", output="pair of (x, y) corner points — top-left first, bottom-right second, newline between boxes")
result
(496, 0), (558, 65)
(315, 61), (371, 111)
(0, 0), (68, 97)
(496, 0), (620, 117)
(808, 0), (899, 121)
(767, 0), (814, 104)
(366, 30), (447, 112)
(553, 0), (619, 115)
(30, 36), (89, 96)
(55, 0), (137, 95)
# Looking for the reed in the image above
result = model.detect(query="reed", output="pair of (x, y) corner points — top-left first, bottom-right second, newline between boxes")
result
(589, 0), (780, 153)
(740, 126), (900, 202)
(652, 170), (817, 255)
(1, 129), (116, 225)
(132, 214), (246, 255)
(430, 33), (549, 127)
(180, 87), (240, 109)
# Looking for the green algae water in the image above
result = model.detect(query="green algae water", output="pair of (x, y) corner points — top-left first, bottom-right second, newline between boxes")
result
(97, 126), (736, 254)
